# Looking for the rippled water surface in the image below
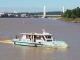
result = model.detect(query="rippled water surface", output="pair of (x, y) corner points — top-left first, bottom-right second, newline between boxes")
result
(0, 18), (80, 60)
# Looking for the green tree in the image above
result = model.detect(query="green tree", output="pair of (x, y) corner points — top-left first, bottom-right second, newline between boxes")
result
(62, 7), (80, 18)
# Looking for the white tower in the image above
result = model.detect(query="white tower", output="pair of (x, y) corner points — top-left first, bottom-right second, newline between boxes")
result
(42, 6), (46, 18)
(63, 6), (65, 13)
(44, 6), (46, 17)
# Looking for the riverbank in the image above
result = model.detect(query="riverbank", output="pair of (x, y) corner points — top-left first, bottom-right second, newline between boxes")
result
(59, 17), (80, 23)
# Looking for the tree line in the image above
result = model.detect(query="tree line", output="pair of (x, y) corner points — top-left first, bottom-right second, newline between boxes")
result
(62, 7), (80, 19)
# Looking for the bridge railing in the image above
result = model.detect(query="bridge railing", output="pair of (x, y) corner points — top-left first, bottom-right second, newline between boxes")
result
(34, 15), (61, 17)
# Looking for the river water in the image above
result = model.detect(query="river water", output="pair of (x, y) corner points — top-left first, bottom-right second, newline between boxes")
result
(0, 18), (80, 60)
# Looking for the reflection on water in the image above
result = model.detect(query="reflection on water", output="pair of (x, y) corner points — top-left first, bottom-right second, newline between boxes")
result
(12, 45), (68, 60)
(0, 18), (80, 60)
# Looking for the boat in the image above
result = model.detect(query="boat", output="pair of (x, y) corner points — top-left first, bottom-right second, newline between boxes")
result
(12, 30), (68, 48)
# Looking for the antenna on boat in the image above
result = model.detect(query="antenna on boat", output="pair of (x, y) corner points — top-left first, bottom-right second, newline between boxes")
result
(42, 29), (45, 34)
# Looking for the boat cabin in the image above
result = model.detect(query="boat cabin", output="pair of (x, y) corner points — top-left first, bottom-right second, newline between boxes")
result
(18, 32), (54, 43)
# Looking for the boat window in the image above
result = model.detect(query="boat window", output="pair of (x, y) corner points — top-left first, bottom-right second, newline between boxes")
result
(26, 35), (29, 39)
(47, 40), (52, 42)
(36, 36), (44, 40)
(45, 35), (51, 38)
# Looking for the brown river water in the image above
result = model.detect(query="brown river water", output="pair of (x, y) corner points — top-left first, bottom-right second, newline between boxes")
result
(0, 18), (80, 60)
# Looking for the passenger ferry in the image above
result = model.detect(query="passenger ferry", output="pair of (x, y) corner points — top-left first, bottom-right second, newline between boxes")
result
(12, 30), (68, 48)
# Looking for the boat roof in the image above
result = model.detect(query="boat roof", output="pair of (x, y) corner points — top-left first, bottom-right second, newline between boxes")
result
(19, 32), (52, 36)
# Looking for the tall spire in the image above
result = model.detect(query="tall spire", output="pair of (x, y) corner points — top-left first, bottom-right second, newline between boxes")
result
(42, 6), (46, 18)
(63, 6), (65, 13)
(44, 6), (46, 17)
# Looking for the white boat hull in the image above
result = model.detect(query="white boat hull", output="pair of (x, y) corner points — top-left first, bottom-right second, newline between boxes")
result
(13, 39), (68, 48)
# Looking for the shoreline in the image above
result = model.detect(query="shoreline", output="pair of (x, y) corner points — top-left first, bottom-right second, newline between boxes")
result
(59, 17), (80, 23)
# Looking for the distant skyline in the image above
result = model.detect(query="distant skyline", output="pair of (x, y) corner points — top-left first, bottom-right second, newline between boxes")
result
(0, 0), (80, 12)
